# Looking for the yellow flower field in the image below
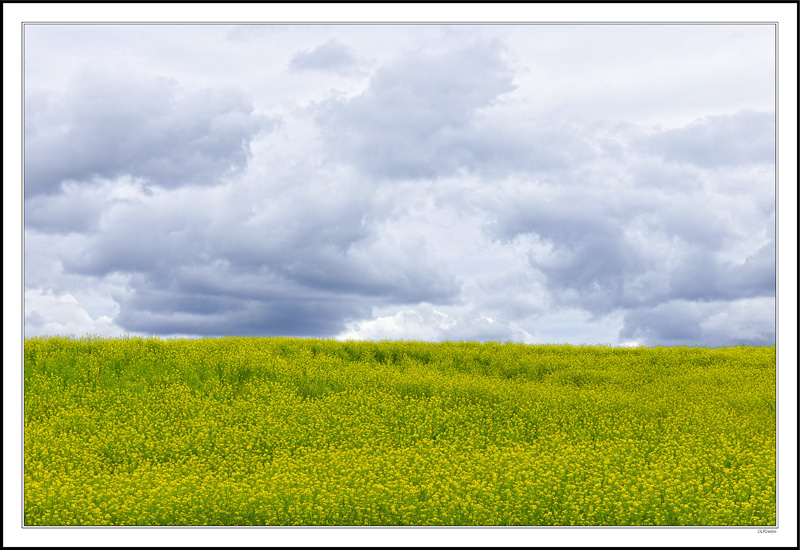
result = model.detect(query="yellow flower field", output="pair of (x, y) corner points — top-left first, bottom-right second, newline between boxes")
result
(24, 335), (776, 526)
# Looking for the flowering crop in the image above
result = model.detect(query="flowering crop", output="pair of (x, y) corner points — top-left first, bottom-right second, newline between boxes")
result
(24, 335), (776, 526)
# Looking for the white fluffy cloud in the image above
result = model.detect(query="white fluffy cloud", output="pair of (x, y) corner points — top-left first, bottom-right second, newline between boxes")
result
(337, 304), (537, 344)
(25, 289), (125, 338)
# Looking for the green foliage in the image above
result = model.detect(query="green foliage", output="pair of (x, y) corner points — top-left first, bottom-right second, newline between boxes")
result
(24, 336), (776, 526)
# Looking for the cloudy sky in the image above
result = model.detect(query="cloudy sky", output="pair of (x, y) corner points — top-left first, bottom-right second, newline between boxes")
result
(22, 22), (778, 347)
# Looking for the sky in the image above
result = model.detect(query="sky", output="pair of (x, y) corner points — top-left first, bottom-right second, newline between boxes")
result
(22, 22), (779, 347)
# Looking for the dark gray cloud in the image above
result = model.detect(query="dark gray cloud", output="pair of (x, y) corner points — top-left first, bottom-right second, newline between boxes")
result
(668, 238), (775, 302)
(24, 181), (107, 234)
(288, 39), (365, 74)
(112, 272), (371, 337)
(25, 70), (272, 196)
(620, 301), (713, 346)
(619, 298), (775, 347)
(46, 172), (461, 337)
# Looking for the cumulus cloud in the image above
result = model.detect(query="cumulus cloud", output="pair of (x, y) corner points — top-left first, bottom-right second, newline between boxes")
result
(470, 110), (776, 324)
(25, 289), (126, 338)
(337, 304), (537, 344)
(24, 69), (272, 196)
(38, 166), (460, 337)
(315, 41), (516, 180)
(23, 25), (776, 347)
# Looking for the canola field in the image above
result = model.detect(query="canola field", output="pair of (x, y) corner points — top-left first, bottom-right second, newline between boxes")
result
(24, 335), (776, 526)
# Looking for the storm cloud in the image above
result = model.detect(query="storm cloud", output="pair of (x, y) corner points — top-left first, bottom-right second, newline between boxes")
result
(39, 174), (460, 337)
(24, 24), (776, 346)
(25, 70), (271, 196)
